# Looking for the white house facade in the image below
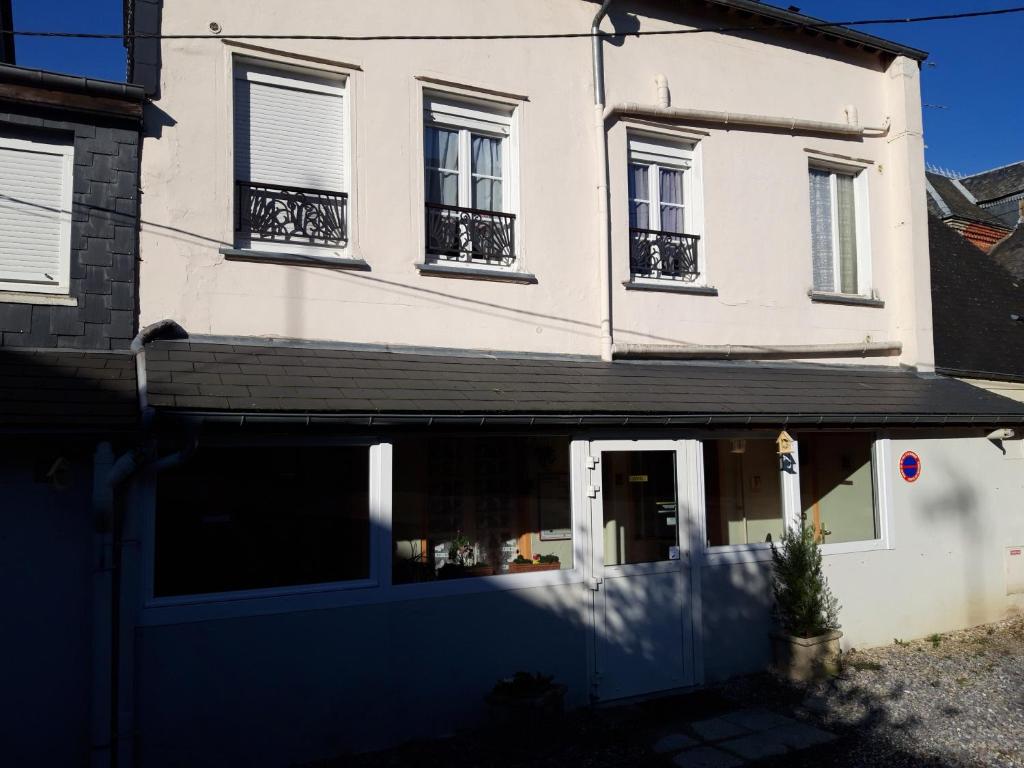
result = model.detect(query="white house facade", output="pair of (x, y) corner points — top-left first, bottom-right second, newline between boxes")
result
(118, 1), (1024, 766)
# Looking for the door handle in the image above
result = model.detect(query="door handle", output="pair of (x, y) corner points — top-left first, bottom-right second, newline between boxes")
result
(587, 576), (603, 592)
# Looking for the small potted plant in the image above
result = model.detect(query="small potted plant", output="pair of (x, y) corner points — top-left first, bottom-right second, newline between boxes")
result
(485, 672), (567, 733)
(769, 515), (842, 682)
(438, 531), (494, 579)
(508, 553), (561, 573)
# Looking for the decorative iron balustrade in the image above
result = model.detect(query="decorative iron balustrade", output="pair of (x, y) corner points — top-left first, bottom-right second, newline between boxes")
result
(425, 203), (516, 267)
(629, 227), (700, 281)
(236, 181), (348, 247)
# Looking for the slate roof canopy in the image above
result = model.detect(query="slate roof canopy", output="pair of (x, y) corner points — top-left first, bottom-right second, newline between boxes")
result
(144, 338), (1024, 427)
(926, 172), (1007, 228)
(961, 162), (1024, 204)
(0, 349), (138, 431)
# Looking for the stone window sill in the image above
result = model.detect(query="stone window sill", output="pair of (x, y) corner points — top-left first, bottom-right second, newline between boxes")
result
(0, 291), (77, 306)
(623, 280), (718, 296)
(808, 290), (884, 308)
(220, 247), (370, 271)
(415, 262), (537, 284)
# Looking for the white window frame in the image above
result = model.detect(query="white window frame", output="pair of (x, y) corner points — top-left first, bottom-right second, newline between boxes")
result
(0, 134), (74, 296)
(808, 161), (873, 298)
(694, 434), (894, 565)
(627, 134), (705, 286)
(422, 92), (519, 271)
(138, 438), (586, 625)
(231, 60), (352, 259)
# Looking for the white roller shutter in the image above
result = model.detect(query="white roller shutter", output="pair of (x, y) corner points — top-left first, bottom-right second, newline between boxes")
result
(0, 140), (72, 292)
(233, 66), (345, 192)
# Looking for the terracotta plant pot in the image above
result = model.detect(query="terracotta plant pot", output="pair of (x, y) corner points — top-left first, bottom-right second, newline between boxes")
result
(771, 630), (843, 683)
(508, 562), (561, 573)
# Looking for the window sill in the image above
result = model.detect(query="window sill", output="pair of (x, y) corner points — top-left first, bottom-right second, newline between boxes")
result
(809, 291), (884, 308)
(220, 247), (370, 271)
(416, 262), (537, 284)
(623, 280), (718, 296)
(0, 290), (76, 306)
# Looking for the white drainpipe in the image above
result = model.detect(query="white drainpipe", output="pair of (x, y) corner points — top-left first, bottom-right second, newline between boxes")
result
(612, 341), (903, 361)
(592, 0), (614, 362)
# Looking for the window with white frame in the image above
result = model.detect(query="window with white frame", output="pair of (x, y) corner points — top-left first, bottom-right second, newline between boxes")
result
(423, 94), (516, 268)
(808, 165), (871, 296)
(797, 432), (879, 545)
(702, 438), (786, 547)
(154, 445), (371, 597)
(233, 62), (348, 253)
(0, 134), (73, 294)
(628, 135), (701, 283)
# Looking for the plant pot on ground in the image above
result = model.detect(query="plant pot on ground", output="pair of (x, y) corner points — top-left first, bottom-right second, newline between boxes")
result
(485, 672), (567, 736)
(770, 515), (843, 683)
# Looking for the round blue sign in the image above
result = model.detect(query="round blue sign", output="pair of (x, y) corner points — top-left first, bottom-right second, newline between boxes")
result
(899, 451), (921, 483)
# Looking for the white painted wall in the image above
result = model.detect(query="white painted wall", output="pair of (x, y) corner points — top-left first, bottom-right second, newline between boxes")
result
(137, 0), (933, 368)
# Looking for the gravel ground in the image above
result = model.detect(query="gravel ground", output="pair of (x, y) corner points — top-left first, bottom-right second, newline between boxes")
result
(727, 614), (1024, 768)
(319, 616), (1024, 768)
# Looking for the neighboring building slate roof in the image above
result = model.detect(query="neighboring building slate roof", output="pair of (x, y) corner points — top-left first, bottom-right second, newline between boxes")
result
(929, 213), (1024, 381)
(925, 172), (1005, 228)
(991, 227), (1024, 283)
(0, 349), (138, 430)
(960, 161), (1024, 204)
(143, 338), (1024, 426)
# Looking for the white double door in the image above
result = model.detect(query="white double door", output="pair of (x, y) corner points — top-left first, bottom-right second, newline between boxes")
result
(585, 440), (699, 701)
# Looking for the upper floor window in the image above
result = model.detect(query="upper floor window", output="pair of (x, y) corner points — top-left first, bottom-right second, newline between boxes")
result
(423, 94), (516, 269)
(233, 63), (348, 254)
(808, 165), (871, 296)
(628, 135), (702, 284)
(0, 134), (73, 295)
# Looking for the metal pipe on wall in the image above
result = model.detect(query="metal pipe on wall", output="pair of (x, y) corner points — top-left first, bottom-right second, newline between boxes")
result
(591, 0), (614, 362)
(612, 341), (903, 361)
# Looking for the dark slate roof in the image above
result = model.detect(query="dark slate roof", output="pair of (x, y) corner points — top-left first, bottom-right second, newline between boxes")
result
(930, 213), (1024, 381)
(144, 338), (1024, 426)
(0, 349), (138, 431)
(695, 0), (928, 61)
(961, 162), (1024, 204)
(991, 226), (1024, 283)
(925, 173), (1006, 228)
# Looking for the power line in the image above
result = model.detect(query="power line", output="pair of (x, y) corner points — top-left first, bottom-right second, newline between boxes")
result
(4, 5), (1024, 42)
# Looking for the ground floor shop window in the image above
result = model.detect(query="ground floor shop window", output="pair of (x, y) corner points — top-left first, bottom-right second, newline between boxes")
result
(797, 432), (878, 544)
(154, 445), (370, 597)
(703, 438), (785, 547)
(392, 435), (572, 583)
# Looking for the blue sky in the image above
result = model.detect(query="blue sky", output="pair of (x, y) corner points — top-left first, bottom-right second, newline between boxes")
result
(10, 0), (1022, 175)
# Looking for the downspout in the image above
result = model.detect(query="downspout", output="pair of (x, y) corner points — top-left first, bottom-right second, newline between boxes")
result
(592, 0), (614, 362)
(92, 319), (193, 768)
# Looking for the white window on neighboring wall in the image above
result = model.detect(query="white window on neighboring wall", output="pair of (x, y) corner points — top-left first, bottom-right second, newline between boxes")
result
(0, 135), (73, 295)
(423, 94), (517, 269)
(233, 62), (349, 255)
(808, 165), (872, 296)
(628, 135), (703, 284)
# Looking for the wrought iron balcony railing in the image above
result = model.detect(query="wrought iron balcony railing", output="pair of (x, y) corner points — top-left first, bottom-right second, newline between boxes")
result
(425, 203), (516, 267)
(236, 181), (348, 247)
(629, 227), (701, 281)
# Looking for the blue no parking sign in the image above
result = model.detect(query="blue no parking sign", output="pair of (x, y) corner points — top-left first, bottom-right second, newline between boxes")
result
(899, 451), (921, 483)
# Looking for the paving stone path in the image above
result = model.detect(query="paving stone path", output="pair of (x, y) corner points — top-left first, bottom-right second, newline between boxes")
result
(652, 707), (836, 767)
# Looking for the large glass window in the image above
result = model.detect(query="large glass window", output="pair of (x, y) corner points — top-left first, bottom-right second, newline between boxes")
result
(601, 450), (679, 566)
(392, 435), (572, 583)
(154, 445), (370, 597)
(798, 433), (878, 544)
(703, 439), (785, 547)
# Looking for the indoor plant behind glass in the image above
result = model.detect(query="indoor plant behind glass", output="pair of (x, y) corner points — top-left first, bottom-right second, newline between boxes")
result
(438, 531), (494, 579)
(770, 515), (842, 682)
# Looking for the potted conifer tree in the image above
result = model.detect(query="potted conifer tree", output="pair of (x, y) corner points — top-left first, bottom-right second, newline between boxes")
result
(770, 515), (842, 682)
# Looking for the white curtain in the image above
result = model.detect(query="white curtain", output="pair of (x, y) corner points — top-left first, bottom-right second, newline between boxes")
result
(425, 127), (459, 205)
(836, 173), (859, 294)
(471, 135), (502, 211)
(808, 169), (834, 291)
(629, 163), (649, 229)
(659, 168), (685, 234)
